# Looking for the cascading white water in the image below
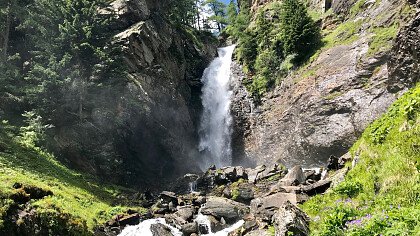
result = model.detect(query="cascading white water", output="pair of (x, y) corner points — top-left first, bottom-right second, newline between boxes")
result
(198, 45), (236, 169)
(117, 213), (244, 236)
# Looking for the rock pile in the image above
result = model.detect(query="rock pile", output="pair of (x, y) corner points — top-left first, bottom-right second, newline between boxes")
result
(99, 156), (351, 236)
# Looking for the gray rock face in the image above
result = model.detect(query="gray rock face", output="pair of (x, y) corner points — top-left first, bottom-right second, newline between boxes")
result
(231, 0), (412, 169)
(47, 0), (217, 188)
(388, 11), (420, 92)
(201, 196), (250, 224)
(272, 201), (310, 236)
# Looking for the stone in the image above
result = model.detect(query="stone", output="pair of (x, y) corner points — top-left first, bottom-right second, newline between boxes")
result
(250, 193), (299, 220)
(201, 197), (250, 224)
(327, 155), (342, 170)
(231, 184), (255, 204)
(150, 223), (173, 236)
(330, 167), (349, 189)
(272, 201), (310, 236)
(247, 165), (266, 184)
(279, 166), (305, 186)
(301, 180), (332, 196)
(175, 206), (195, 221)
(181, 222), (198, 235)
(388, 12), (420, 91)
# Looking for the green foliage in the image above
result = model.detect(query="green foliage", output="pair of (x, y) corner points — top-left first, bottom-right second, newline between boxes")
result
(279, 0), (320, 62)
(334, 181), (363, 198)
(22, 0), (124, 123)
(227, 0), (320, 99)
(367, 24), (398, 56)
(302, 84), (420, 236)
(0, 123), (143, 233)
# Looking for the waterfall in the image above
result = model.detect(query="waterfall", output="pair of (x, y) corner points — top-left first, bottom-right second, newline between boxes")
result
(198, 45), (236, 169)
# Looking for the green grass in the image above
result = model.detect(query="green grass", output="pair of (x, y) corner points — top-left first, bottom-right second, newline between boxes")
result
(0, 123), (144, 234)
(367, 24), (399, 56)
(302, 83), (420, 235)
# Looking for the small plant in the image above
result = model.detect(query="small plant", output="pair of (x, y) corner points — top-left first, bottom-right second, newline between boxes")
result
(334, 181), (363, 198)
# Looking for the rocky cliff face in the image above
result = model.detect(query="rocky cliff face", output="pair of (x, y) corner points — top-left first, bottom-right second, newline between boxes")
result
(48, 0), (217, 188)
(231, 0), (419, 167)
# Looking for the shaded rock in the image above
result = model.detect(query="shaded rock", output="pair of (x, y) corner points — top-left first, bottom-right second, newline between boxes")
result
(388, 12), (420, 92)
(150, 223), (173, 236)
(201, 197), (249, 224)
(301, 180), (332, 196)
(175, 206), (195, 221)
(181, 222), (198, 235)
(272, 201), (310, 236)
(327, 155), (341, 170)
(279, 166), (305, 186)
(230, 183), (255, 204)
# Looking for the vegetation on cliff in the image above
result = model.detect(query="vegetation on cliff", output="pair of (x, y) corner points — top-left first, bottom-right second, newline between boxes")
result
(302, 84), (420, 235)
(0, 122), (143, 234)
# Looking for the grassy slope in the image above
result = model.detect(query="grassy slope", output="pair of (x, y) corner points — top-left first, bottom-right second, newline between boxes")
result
(0, 124), (142, 234)
(302, 84), (420, 235)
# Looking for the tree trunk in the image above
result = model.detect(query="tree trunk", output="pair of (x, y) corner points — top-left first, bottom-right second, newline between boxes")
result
(196, 1), (201, 30)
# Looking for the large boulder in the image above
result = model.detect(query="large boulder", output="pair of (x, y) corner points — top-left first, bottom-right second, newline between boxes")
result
(272, 201), (310, 236)
(250, 193), (304, 220)
(279, 166), (306, 186)
(201, 197), (250, 224)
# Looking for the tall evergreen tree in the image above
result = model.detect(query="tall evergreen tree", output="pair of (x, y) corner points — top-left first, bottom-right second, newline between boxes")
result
(280, 0), (320, 62)
(22, 0), (121, 122)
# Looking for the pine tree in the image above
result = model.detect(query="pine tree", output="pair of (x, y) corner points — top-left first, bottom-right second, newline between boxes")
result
(22, 0), (121, 122)
(204, 0), (227, 32)
(280, 0), (320, 62)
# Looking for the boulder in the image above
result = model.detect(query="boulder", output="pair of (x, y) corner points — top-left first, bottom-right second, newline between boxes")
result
(175, 206), (195, 221)
(250, 193), (300, 220)
(201, 197), (249, 224)
(181, 222), (198, 235)
(247, 165), (266, 184)
(272, 201), (310, 236)
(301, 180), (331, 196)
(230, 184), (254, 204)
(150, 223), (173, 236)
(279, 166), (305, 186)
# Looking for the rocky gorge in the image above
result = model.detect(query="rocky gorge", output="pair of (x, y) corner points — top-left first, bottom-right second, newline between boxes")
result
(0, 0), (419, 235)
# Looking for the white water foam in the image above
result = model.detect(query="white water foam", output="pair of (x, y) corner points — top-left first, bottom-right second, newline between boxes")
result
(198, 45), (236, 169)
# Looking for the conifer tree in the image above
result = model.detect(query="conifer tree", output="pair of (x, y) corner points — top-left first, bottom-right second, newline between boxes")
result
(280, 0), (320, 62)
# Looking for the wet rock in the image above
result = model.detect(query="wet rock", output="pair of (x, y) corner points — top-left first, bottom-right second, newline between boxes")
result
(150, 223), (173, 236)
(279, 166), (305, 186)
(181, 222), (198, 235)
(201, 197), (249, 224)
(301, 180), (332, 196)
(272, 201), (310, 236)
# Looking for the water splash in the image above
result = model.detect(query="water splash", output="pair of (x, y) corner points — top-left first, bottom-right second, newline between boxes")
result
(117, 214), (244, 236)
(199, 45), (236, 169)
